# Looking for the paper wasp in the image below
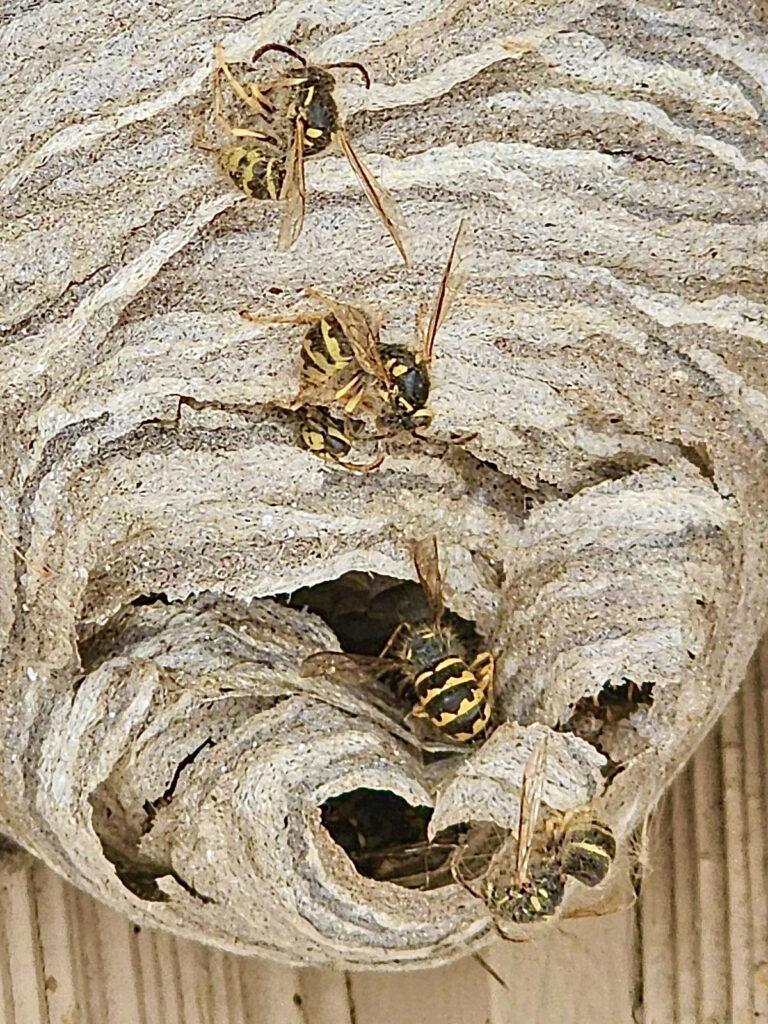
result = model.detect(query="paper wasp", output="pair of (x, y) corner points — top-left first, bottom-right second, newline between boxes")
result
(299, 408), (383, 473)
(451, 737), (616, 935)
(241, 218), (469, 433)
(301, 536), (494, 742)
(204, 42), (410, 263)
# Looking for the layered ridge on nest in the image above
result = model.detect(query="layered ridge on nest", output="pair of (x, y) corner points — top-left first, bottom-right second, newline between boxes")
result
(0, 0), (766, 968)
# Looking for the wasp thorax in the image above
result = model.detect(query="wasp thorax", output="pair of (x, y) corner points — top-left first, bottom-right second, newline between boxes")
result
(380, 346), (431, 429)
(391, 621), (460, 671)
(288, 66), (339, 153)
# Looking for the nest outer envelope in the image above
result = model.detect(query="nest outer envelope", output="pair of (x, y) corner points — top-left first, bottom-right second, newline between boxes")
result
(1, 0), (768, 968)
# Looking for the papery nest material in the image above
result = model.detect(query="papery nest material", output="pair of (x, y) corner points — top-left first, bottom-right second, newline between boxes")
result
(0, 0), (767, 969)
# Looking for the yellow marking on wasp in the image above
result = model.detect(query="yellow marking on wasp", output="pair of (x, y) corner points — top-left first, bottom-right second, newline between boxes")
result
(265, 159), (281, 200)
(304, 430), (325, 452)
(305, 85), (315, 103)
(433, 695), (483, 726)
(390, 364), (408, 377)
(322, 322), (349, 366)
(306, 127), (323, 139)
(433, 656), (465, 674)
(530, 895), (542, 913)
(570, 840), (613, 860)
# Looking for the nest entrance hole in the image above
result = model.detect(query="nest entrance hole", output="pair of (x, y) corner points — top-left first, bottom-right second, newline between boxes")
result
(560, 679), (655, 780)
(283, 571), (480, 656)
(321, 789), (462, 891)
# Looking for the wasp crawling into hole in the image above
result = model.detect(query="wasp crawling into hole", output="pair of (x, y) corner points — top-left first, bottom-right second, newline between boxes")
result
(301, 535), (495, 743)
(451, 736), (616, 935)
(197, 41), (410, 263)
(241, 218), (469, 469)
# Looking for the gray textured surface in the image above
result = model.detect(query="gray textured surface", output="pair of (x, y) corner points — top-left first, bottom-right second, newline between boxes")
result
(0, 0), (767, 969)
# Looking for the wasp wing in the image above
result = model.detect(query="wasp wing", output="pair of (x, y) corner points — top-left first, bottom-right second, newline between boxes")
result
(514, 734), (549, 884)
(413, 535), (444, 627)
(336, 129), (411, 267)
(450, 821), (507, 898)
(304, 288), (390, 386)
(422, 217), (470, 365)
(277, 117), (306, 251)
(300, 649), (395, 685)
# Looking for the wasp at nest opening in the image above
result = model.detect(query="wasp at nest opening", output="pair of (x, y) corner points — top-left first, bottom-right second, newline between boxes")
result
(300, 536), (496, 744)
(452, 737), (616, 936)
(321, 789), (462, 890)
(197, 42), (410, 263)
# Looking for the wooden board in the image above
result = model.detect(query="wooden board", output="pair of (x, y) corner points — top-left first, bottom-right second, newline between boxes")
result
(1, 643), (766, 1024)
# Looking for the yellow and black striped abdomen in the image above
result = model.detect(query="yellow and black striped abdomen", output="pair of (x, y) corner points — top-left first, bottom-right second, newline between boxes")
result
(301, 316), (354, 385)
(560, 821), (616, 887)
(299, 410), (352, 461)
(413, 656), (491, 741)
(219, 146), (286, 200)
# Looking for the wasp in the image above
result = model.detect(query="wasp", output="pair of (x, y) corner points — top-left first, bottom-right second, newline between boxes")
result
(204, 42), (410, 263)
(451, 736), (616, 935)
(299, 408), (383, 473)
(241, 218), (469, 432)
(302, 536), (495, 742)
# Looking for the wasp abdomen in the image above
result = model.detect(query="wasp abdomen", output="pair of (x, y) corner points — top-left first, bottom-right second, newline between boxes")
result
(414, 657), (491, 740)
(301, 316), (354, 385)
(560, 822), (616, 887)
(220, 147), (286, 200)
(300, 411), (352, 460)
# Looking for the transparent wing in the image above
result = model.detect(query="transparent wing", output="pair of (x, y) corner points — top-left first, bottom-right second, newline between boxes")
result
(422, 217), (471, 365)
(304, 288), (390, 386)
(300, 649), (397, 686)
(450, 821), (507, 898)
(336, 129), (411, 267)
(514, 733), (549, 883)
(413, 535), (444, 627)
(277, 117), (306, 251)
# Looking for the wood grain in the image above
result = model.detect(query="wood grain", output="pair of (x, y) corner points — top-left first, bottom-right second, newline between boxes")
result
(1, 639), (765, 1024)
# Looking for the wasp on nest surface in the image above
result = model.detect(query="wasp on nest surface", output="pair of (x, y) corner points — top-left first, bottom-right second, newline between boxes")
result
(451, 736), (616, 937)
(240, 218), (470, 470)
(196, 41), (410, 263)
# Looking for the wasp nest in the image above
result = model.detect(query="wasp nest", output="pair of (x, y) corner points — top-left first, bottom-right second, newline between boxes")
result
(1, 0), (767, 969)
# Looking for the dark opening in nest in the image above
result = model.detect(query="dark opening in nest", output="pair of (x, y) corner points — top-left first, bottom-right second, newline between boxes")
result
(282, 571), (480, 656)
(560, 679), (655, 781)
(321, 788), (462, 890)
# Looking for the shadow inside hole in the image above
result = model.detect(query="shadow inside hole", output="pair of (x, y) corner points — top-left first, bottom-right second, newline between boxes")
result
(281, 571), (480, 656)
(559, 679), (655, 780)
(321, 788), (463, 891)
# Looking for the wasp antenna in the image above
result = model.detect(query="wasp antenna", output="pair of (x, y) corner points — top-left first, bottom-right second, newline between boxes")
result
(252, 42), (308, 66)
(326, 61), (371, 88)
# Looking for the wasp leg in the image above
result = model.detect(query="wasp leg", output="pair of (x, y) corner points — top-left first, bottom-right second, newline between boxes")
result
(449, 844), (485, 900)
(191, 122), (218, 154)
(379, 621), (408, 659)
(336, 453), (384, 473)
(214, 42), (274, 121)
(334, 371), (369, 415)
